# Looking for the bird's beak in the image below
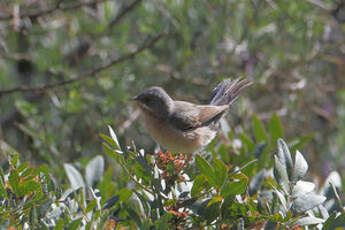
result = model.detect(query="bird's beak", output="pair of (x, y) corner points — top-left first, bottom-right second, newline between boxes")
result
(129, 96), (139, 101)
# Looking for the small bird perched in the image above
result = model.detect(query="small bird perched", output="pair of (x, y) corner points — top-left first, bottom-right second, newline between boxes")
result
(131, 78), (252, 153)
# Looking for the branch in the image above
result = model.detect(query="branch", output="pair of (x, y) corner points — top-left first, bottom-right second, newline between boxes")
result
(0, 32), (165, 96)
(305, 0), (331, 11)
(108, 0), (143, 29)
(0, 0), (107, 21)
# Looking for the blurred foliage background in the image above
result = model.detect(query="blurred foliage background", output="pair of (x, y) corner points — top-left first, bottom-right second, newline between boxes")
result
(0, 0), (344, 179)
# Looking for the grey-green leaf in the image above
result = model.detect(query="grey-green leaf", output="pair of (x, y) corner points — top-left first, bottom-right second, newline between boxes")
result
(292, 150), (308, 182)
(277, 138), (293, 177)
(321, 171), (342, 196)
(64, 163), (85, 190)
(292, 193), (326, 214)
(86, 155), (104, 188)
(273, 155), (289, 194)
(295, 216), (324, 226)
(291, 181), (315, 198)
(249, 169), (266, 196)
(273, 189), (288, 213)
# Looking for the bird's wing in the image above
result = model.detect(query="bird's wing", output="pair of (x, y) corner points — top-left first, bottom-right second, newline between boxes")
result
(169, 101), (228, 131)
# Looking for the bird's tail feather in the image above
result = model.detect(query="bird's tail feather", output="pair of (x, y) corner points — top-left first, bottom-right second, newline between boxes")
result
(210, 78), (252, 106)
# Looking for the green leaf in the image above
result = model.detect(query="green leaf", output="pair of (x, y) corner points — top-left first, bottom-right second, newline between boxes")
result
(0, 177), (6, 198)
(323, 213), (345, 230)
(252, 114), (268, 144)
(68, 218), (83, 230)
(17, 162), (29, 173)
(203, 199), (222, 223)
(54, 219), (64, 230)
(98, 167), (115, 201)
(269, 114), (284, 145)
(117, 188), (133, 203)
(253, 115), (270, 168)
(86, 199), (97, 213)
(191, 175), (207, 197)
(289, 134), (313, 153)
(100, 134), (123, 154)
(9, 169), (20, 195)
(102, 142), (119, 161)
(156, 212), (173, 230)
(18, 180), (41, 197)
(221, 179), (247, 197)
(207, 196), (223, 207)
(107, 125), (122, 151)
(239, 134), (255, 153)
(213, 158), (227, 188)
(195, 154), (216, 187)
(11, 154), (19, 168)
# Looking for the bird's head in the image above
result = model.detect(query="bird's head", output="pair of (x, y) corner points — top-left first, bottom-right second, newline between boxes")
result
(130, 87), (173, 118)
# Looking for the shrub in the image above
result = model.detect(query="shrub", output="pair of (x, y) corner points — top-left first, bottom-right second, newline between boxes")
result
(1, 121), (345, 229)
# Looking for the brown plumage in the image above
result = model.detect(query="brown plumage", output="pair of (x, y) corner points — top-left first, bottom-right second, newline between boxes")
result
(131, 78), (252, 153)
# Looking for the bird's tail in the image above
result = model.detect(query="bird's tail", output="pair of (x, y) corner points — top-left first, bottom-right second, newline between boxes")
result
(210, 78), (252, 106)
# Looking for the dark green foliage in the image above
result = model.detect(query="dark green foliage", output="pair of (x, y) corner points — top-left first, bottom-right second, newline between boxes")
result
(1, 117), (344, 229)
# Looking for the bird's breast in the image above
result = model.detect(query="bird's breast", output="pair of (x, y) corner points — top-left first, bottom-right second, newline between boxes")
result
(139, 107), (216, 153)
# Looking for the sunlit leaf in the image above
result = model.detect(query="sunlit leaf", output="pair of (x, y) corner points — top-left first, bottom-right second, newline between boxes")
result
(296, 216), (324, 226)
(64, 163), (85, 190)
(292, 193), (326, 214)
(85, 155), (104, 188)
(207, 196), (223, 207)
(108, 125), (122, 151)
(291, 150), (308, 182)
(291, 181), (315, 198)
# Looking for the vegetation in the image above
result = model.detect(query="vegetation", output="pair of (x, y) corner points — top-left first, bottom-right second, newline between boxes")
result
(1, 125), (345, 229)
(1, 0), (345, 229)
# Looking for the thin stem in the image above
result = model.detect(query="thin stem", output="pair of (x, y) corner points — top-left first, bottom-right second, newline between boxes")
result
(118, 157), (154, 195)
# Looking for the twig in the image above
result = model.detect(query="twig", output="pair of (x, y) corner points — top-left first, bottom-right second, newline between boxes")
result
(0, 0), (107, 21)
(119, 157), (154, 194)
(305, 0), (331, 11)
(0, 32), (165, 96)
(118, 108), (140, 134)
(330, 182), (345, 214)
(108, 0), (143, 29)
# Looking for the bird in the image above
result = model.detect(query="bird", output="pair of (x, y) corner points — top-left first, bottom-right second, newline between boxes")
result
(130, 78), (252, 153)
